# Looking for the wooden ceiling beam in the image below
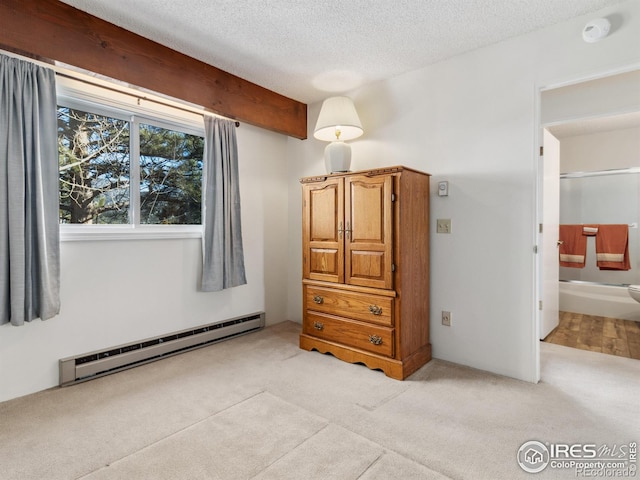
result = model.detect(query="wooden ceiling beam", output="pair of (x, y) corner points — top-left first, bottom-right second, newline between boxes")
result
(0, 0), (307, 139)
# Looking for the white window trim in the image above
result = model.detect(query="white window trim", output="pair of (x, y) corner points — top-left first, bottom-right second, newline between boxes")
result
(57, 77), (206, 242)
(60, 225), (203, 242)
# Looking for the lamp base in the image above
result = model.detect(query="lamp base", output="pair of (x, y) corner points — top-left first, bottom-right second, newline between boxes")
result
(324, 141), (351, 173)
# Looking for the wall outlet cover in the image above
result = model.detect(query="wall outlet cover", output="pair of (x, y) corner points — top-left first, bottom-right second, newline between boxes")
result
(436, 219), (451, 234)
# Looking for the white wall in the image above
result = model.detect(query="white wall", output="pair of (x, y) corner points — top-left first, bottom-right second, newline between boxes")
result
(542, 70), (640, 125)
(0, 123), (289, 402)
(286, 0), (640, 382)
(560, 126), (640, 172)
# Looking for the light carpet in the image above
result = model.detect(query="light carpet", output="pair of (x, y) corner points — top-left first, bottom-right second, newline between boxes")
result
(0, 321), (637, 480)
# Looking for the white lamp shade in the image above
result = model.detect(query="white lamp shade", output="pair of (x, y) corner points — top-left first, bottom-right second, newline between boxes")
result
(314, 96), (363, 141)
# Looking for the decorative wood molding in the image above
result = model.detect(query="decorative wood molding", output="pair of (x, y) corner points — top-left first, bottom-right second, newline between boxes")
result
(0, 0), (307, 139)
(300, 166), (412, 183)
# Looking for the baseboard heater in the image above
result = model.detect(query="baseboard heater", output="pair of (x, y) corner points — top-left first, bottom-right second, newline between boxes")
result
(59, 312), (265, 386)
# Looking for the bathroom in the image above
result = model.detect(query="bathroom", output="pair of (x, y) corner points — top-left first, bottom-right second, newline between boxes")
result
(558, 165), (639, 321)
(542, 71), (640, 358)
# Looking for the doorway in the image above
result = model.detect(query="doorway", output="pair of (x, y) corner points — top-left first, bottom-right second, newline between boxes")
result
(538, 69), (640, 362)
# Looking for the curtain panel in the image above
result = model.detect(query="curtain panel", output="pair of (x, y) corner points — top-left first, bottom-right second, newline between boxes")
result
(201, 116), (247, 291)
(0, 54), (60, 326)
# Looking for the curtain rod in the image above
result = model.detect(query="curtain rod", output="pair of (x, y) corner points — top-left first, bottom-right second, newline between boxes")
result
(55, 71), (240, 127)
(575, 223), (637, 228)
(560, 167), (640, 178)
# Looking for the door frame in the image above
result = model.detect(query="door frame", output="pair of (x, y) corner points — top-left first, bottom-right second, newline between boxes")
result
(533, 63), (640, 382)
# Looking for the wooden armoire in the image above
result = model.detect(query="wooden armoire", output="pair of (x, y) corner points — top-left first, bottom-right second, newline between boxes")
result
(299, 166), (431, 380)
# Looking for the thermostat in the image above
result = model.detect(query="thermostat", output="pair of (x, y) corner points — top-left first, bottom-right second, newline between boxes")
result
(438, 181), (449, 197)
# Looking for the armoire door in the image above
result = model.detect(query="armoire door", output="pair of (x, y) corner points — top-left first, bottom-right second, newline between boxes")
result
(302, 177), (344, 283)
(345, 175), (393, 289)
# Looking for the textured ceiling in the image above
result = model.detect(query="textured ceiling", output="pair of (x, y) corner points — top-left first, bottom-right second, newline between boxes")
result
(59, 0), (626, 104)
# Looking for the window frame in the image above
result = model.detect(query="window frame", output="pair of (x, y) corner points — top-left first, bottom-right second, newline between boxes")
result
(57, 82), (206, 242)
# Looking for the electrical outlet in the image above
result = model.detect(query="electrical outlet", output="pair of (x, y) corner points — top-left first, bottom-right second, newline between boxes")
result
(436, 219), (451, 234)
(441, 311), (451, 326)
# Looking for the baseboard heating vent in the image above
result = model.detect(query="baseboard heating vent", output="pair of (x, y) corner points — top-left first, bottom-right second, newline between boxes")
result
(59, 312), (265, 386)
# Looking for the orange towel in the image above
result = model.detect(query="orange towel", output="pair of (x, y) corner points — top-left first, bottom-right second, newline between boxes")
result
(559, 225), (587, 268)
(596, 224), (630, 270)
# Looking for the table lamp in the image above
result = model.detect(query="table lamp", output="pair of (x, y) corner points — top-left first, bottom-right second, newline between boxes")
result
(314, 96), (363, 173)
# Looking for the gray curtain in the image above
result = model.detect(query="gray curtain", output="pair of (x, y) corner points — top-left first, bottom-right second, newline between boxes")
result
(201, 116), (246, 291)
(0, 55), (60, 326)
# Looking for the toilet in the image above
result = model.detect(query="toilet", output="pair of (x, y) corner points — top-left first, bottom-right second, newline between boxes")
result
(629, 285), (640, 304)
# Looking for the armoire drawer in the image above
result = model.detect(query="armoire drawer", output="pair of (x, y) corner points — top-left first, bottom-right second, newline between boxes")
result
(303, 312), (394, 357)
(305, 285), (393, 326)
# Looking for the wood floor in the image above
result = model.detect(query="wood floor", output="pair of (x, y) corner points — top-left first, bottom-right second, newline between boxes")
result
(544, 311), (640, 360)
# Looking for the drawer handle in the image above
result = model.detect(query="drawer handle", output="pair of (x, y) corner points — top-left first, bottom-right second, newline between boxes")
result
(369, 305), (382, 316)
(369, 334), (383, 345)
(313, 295), (324, 304)
(313, 321), (324, 331)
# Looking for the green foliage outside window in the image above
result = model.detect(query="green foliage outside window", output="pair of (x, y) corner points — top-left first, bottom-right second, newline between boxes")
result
(58, 106), (203, 225)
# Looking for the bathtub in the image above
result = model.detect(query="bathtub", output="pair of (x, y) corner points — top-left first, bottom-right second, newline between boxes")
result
(559, 281), (640, 322)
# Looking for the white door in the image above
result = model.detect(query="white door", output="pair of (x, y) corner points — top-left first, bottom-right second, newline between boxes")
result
(539, 129), (560, 339)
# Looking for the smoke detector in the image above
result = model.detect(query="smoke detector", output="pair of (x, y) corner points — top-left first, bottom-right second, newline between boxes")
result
(582, 18), (611, 43)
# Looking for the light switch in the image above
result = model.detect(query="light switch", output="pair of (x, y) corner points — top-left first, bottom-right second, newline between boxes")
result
(436, 219), (451, 234)
(438, 181), (449, 196)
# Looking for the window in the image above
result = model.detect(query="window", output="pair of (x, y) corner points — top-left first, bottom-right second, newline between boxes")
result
(138, 123), (203, 225)
(58, 107), (131, 224)
(56, 89), (205, 239)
